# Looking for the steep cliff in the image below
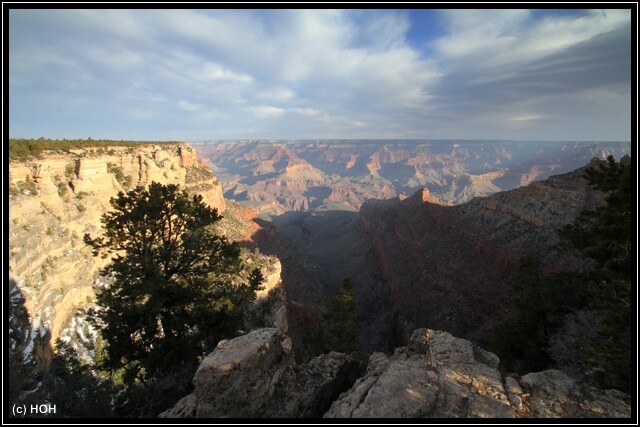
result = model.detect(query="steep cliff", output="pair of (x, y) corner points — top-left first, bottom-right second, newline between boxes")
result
(8, 143), (226, 366)
(358, 164), (606, 348)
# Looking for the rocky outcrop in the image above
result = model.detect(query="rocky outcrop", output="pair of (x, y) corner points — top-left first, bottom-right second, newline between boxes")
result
(161, 328), (364, 418)
(195, 140), (630, 214)
(515, 370), (631, 418)
(325, 329), (630, 418)
(402, 187), (445, 205)
(162, 327), (629, 419)
(326, 329), (513, 418)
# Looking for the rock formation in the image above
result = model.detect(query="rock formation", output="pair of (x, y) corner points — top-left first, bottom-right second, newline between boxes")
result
(8, 143), (226, 372)
(162, 328), (630, 418)
(160, 328), (364, 418)
(325, 329), (630, 418)
(195, 140), (630, 215)
(357, 165), (608, 349)
(257, 161), (614, 355)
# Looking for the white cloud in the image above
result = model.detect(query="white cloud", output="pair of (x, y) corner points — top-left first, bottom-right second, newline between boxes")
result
(258, 87), (296, 102)
(291, 108), (325, 119)
(8, 9), (631, 140)
(423, 9), (631, 139)
(178, 100), (204, 112)
(506, 114), (546, 122)
(436, 9), (630, 69)
(436, 9), (530, 58)
(250, 105), (286, 119)
(202, 63), (253, 83)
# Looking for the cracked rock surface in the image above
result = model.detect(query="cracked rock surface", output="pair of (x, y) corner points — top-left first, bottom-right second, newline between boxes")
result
(324, 329), (630, 418)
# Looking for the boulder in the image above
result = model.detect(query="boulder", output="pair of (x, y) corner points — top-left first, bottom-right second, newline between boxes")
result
(161, 328), (363, 418)
(162, 328), (293, 418)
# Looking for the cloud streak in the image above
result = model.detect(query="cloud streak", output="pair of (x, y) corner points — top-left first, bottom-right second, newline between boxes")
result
(8, 8), (631, 140)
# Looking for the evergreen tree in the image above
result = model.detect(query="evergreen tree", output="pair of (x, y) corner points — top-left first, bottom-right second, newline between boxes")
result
(560, 155), (631, 277)
(304, 278), (361, 356)
(323, 278), (361, 354)
(85, 182), (263, 385)
(491, 255), (588, 373)
(559, 155), (631, 392)
(492, 156), (631, 393)
(43, 340), (115, 418)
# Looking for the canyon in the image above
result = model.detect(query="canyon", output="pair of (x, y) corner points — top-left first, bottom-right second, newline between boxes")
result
(193, 139), (629, 216)
(257, 161), (612, 354)
(188, 140), (631, 354)
(7, 143), (284, 385)
(8, 140), (631, 418)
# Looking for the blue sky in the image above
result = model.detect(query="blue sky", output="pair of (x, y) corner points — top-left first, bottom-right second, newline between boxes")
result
(9, 9), (632, 141)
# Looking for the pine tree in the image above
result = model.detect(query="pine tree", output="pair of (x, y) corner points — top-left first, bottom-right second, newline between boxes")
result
(560, 155), (631, 277)
(85, 182), (263, 384)
(304, 278), (361, 356)
(492, 156), (631, 392)
(559, 155), (631, 392)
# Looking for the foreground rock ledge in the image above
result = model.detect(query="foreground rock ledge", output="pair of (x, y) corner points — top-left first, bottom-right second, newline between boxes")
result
(325, 329), (630, 418)
(160, 328), (363, 418)
(162, 328), (630, 418)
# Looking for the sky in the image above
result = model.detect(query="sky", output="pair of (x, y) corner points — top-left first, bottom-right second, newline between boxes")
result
(8, 8), (633, 141)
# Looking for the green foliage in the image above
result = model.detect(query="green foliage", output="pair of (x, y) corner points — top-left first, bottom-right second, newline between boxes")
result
(564, 156), (631, 392)
(584, 278), (631, 392)
(15, 176), (38, 195)
(57, 181), (69, 197)
(560, 155), (631, 278)
(106, 163), (130, 189)
(65, 162), (76, 179)
(491, 256), (589, 373)
(44, 340), (116, 418)
(84, 182), (263, 388)
(492, 156), (631, 393)
(304, 278), (361, 357)
(9, 138), (180, 161)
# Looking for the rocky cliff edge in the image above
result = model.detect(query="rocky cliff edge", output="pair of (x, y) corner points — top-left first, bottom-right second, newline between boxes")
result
(163, 328), (630, 419)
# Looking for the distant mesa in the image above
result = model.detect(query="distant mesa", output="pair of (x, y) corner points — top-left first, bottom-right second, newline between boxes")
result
(193, 140), (630, 217)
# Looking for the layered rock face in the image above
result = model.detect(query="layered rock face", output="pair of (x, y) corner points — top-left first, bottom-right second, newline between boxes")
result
(196, 140), (629, 215)
(163, 328), (630, 418)
(358, 165), (606, 348)
(161, 328), (364, 418)
(262, 163), (611, 355)
(8, 143), (226, 367)
(325, 329), (630, 418)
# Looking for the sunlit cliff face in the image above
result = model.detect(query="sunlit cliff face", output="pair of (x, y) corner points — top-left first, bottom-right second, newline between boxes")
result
(8, 144), (225, 352)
